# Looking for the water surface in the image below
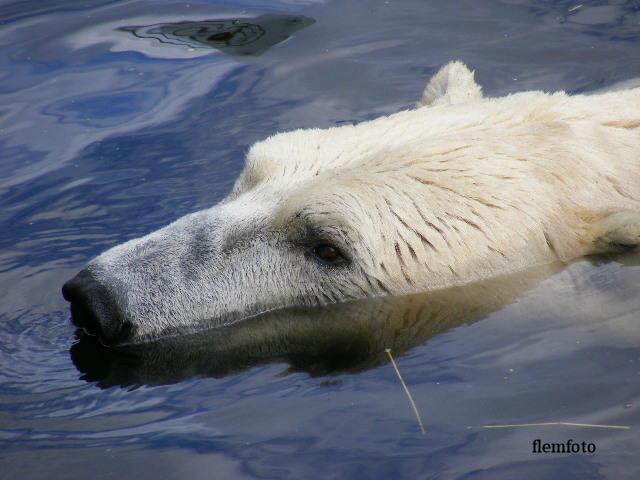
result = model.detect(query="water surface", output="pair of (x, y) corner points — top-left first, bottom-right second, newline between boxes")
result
(2, 1), (640, 479)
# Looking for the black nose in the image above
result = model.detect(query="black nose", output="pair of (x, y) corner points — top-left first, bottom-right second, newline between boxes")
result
(62, 269), (132, 345)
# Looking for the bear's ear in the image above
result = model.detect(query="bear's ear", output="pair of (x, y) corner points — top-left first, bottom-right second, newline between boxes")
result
(416, 61), (483, 108)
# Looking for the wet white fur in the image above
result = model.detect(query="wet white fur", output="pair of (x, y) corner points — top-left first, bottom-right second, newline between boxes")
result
(89, 61), (640, 341)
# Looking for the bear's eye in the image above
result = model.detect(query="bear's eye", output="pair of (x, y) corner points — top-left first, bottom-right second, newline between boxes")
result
(308, 244), (348, 266)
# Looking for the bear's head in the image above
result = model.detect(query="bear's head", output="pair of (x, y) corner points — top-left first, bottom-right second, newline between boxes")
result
(62, 61), (640, 344)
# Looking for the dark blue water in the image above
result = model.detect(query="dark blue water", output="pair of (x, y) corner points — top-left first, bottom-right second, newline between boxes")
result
(2, 1), (640, 478)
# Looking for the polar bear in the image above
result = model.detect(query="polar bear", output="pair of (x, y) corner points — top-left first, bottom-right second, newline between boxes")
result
(62, 61), (640, 345)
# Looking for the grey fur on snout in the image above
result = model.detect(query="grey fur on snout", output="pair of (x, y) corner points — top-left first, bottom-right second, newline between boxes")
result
(86, 198), (364, 341)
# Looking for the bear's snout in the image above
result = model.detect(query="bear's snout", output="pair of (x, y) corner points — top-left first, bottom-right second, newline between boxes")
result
(62, 269), (133, 346)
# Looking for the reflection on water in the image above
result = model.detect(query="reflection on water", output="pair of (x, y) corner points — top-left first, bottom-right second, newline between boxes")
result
(119, 15), (315, 56)
(72, 264), (560, 387)
(70, 259), (634, 388)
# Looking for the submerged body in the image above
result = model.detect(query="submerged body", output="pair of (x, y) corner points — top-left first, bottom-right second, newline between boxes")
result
(63, 61), (640, 344)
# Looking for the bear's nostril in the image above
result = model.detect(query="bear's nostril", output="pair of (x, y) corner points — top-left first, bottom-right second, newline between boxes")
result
(62, 269), (131, 345)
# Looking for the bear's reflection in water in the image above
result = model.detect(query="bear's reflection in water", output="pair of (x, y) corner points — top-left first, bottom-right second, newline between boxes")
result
(71, 263), (568, 388)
